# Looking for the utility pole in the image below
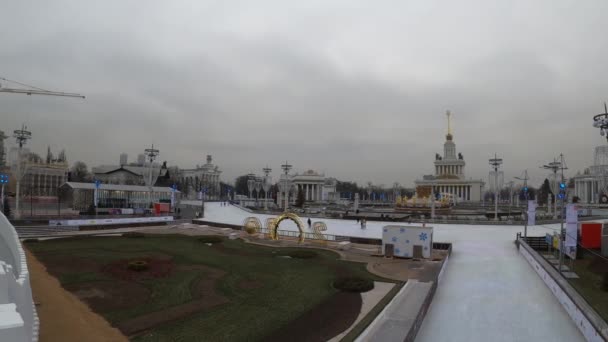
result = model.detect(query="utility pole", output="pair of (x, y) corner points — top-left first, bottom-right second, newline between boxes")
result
(489, 153), (503, 221)
(515, 170), (530, 238)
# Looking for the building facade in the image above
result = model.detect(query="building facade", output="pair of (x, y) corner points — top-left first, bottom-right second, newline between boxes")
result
(290, 170), (338, 203)
(573, 145), (608, 203)
(414, 112), (484, 202)
(7, 149), (69, 197)
(60, 182), (179, 211)
(179, 155), (222, 200)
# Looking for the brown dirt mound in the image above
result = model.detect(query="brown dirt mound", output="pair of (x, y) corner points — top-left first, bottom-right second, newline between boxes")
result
(65, 280), (151, 312)
(119, 264), (229, 336)
(102, 257), (174, 281)
(262, 292), (362, 342)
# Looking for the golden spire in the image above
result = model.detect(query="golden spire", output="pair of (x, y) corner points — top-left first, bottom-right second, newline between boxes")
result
(446, 110), (453, 140)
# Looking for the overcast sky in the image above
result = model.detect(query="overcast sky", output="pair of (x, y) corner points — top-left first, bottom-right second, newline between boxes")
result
(2, 1), (608, 187)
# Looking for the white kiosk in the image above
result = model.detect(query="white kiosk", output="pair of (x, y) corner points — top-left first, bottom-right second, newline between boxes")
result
(382, 225), (433, 259)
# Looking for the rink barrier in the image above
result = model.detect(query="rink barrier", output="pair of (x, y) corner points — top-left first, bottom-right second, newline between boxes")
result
(355, 243), (452, 342)
(518, 236), (608, 342)
(404, 243), (452, 342)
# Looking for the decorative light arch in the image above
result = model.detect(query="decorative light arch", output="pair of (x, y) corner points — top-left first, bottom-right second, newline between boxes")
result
(269, 212), (306, 243)
(312, 222), (328, 244)
(242, 217), (262, 234)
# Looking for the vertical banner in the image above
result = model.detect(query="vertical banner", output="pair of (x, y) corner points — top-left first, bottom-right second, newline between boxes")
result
(170, 184), (176, 209)
(94, 180), (101, 207)
(565, 203), (578, 259)
(527, 200), (536, 226)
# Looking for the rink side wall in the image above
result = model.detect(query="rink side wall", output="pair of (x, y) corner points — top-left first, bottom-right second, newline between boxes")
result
(518, 238), (608, 342)
(355, 243), (452, 342)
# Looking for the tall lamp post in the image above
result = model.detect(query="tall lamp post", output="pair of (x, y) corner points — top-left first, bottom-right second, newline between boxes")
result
(144, 144), (159, 208)
(542, 159), (561, 220)
(515, 170), (529, 238)
(278, 162), (292, 211)
(13, 124), (32, 219)
(592, 103), (608, 201)
(489, 153), (503, 221)
(246, 173), (255, 201)
(262, 166), (272, 210)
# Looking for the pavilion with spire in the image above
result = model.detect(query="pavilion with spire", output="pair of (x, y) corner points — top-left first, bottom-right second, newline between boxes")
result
(414, 111), (485, 202)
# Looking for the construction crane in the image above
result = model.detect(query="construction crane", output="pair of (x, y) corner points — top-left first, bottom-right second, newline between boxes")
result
(0, 76), (84, 218)
(0, 77), (85, 98)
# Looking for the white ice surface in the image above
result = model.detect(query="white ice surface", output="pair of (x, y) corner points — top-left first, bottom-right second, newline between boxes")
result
(198, 202), (586, 341)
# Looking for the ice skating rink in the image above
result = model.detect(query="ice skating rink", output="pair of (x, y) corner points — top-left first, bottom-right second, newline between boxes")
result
(195, 202), (585, 341)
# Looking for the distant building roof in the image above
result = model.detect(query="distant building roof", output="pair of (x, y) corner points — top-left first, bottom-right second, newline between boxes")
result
(61, 182), (179, 193)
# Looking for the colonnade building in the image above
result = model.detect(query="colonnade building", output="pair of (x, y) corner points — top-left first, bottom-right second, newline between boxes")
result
(414, 112), (484, 202)
(573, 145), (608, 203)
(291, 170), (338, 202)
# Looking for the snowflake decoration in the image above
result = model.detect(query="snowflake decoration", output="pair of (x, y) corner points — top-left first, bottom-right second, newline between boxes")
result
(424, 246), (428, 250)
(406, 239), (410, 244)
(419, 232), (428, 241)
(403, 251), (409, 257)
(395, 248), (401, 255)
(391, 236), (398, 243)
(400, 228), (405, 233)
(383, 228), (388, 232)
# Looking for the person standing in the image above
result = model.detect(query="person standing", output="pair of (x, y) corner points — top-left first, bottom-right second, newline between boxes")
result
(307, 217), (312, 229)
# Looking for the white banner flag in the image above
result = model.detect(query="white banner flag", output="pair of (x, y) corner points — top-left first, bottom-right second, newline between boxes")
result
(527, 200), (536, 226)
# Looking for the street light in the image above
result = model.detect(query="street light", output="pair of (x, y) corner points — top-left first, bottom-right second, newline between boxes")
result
(489, 153), (503, 221)
(542, 159), (562, 220)
(592, 102), (608, 142)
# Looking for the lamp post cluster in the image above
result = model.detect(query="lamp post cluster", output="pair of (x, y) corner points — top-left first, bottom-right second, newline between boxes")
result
(277, 162), (293, 212)
(246, 167), (274, 209)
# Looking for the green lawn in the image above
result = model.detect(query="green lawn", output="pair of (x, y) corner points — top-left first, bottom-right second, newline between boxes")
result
(568, 252), (608, 323)
(27, 235), (387, 341)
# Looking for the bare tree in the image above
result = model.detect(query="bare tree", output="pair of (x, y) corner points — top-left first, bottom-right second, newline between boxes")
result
(70, 161), (92, 182)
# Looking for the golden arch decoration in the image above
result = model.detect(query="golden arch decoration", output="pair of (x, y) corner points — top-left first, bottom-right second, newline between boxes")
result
(269, 213), (306, 243)
(312, 222), (328, 244)
(242, 217), (262, 234)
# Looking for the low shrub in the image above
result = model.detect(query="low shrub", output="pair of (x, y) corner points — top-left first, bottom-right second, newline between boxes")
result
(127, 260), (148, 272)
(122, 232), (145, 238)
(22, 238), (39, 243)
(333, 276), (374, 293)
(198, 236), (223, 244)
(282, 250), (318, 259)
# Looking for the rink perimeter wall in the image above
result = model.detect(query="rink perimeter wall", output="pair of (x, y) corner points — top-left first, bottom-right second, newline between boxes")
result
(0, 212), (39, 342)
(518, 238), (608, 342)
(356, 243), (452, 342)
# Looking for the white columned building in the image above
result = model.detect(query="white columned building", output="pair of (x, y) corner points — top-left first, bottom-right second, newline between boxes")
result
(288, 169), (338, 203)
(573, 145), (608, 204)
(414, 111), (484, 202)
